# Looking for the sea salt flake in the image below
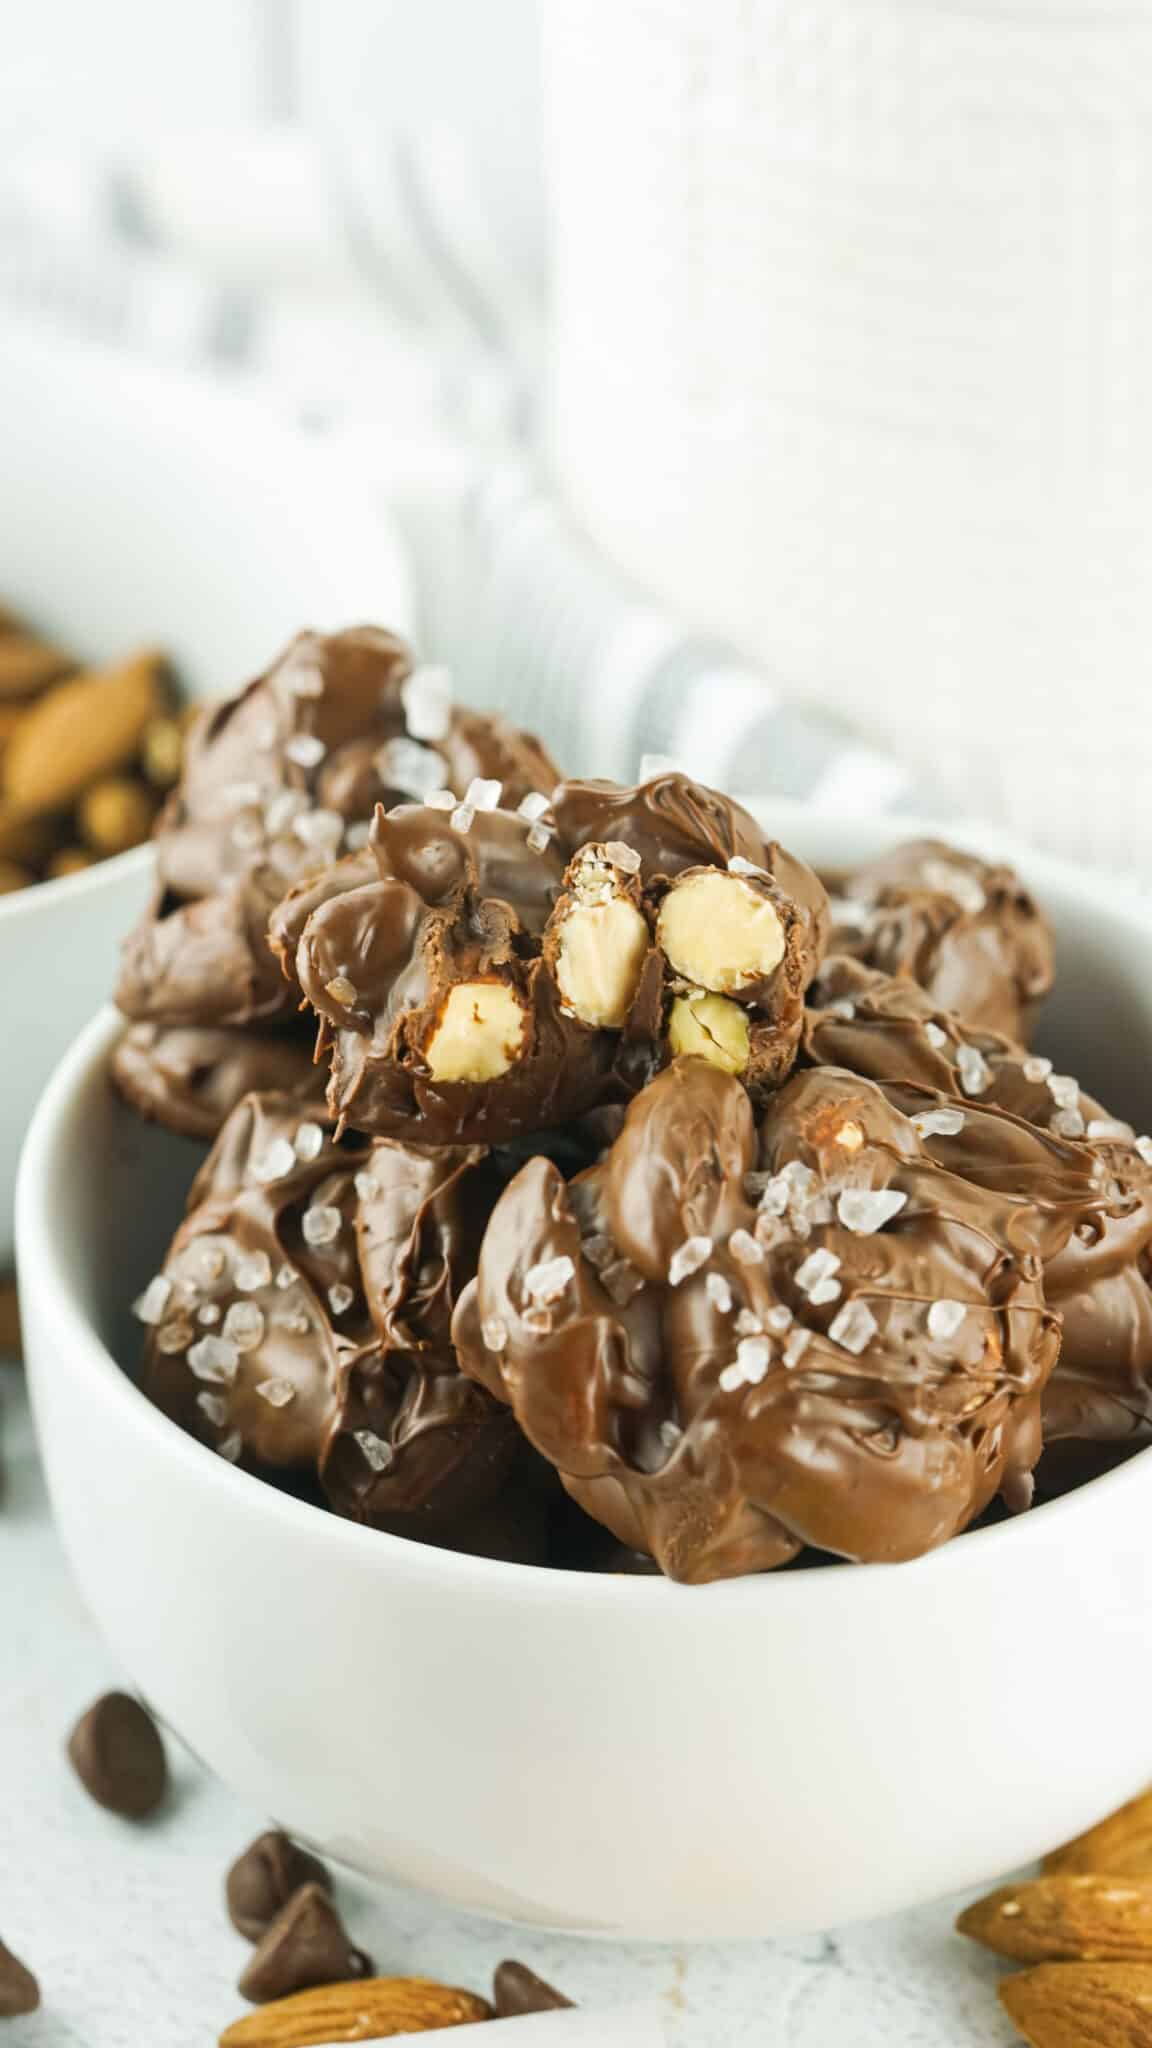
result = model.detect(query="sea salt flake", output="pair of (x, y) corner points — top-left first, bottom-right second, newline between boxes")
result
(1052, 1108), (1087, 1140)
(517, 792), (551, 822)
(133, 1275), (172, 1326)
(253, 1138), (296, 1183)
(808, 1277), (843, 1305)
(450, 803), (475, 835)
(836, 1188), (907, 1235)
(276, 1311), (310, 1335)
(1023, 1056), (1053, 1083)
(766, 1304), (794, 1333)
(199, 1245), (227, 1282)
(922, 859), (986, 914)
(218, 1431), (243, 1464)
(604, 840), (642, 874)
(956, 1045), (992, 1097)
(354, 1172), (380, 1203)
(325, 975), (358, 1006)
(659, 1420), (683, 1449)
(276, 1263), (299, 1290)
(924, 1022), (949, 1051)
(795, 1248), (842, 1297)
(1138, 1137), (1152, 1167)
(255, 1378), (296, 1408)
(782, 1327), (812, 1368)
(187, 1335), (239, 1384)
(482, 1316), (508, 1352)
(343, 820), (372, 850)
(155, 1318), (194, 1355)
(223, 1302), (266, 1353)
(668, 1236), (712, 1286)
(718, 1363), (744, 1394)
(197, 1304), (222, 1326)
(825, 998), (856, 1021)
(1047, 1073), (1081, 1110)
(401, 665), (452, 742)
(729, 1228), (764, 1266)
(705, 1272), (734, 1314)
(736, 1335), (771, 1383)
(294, 807), (344, 853)
(525, 1255), (576, 1303)
(302, 1204), (342, 1248)
(425, 789), (457, 811)
(294, 1122), (325, 1162)
(328, 1283), (355, 1316)
(828, 1299), (879, 1355)
(234, 1250), (272, 1293)
(728, 855), (767, 878)
(465, 776), (502, 812)
(912, 1107), (966, 1140)
(928, 1299), (967, 1340)
(735, 1308), (763, 1336)
(526, 821), (552, 853)
(197, 1392), (229, 1427)
(826, 896), (871, 930)
(1087, 1118), (1133, 1142)
(354, 1428), (394, 1473)
(581, 1233), (616, 1271)
(265, 789), (308, 834)
(285, 732), (326, 770)
(380, 735), (444, 797)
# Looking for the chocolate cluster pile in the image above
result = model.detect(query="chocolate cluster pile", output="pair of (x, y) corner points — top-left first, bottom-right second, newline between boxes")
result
(118, 628), (1152, 1582)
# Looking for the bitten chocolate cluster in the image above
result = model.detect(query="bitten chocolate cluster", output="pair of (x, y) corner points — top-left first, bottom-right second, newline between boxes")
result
(120, 629), (1152, 1580)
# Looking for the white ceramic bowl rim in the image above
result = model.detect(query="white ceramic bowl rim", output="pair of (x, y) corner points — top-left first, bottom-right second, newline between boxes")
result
(21, 810), (1152, 1611)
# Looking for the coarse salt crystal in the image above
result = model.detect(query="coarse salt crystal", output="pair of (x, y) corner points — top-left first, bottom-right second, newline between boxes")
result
(199, 1245), (227, 1281)
(482, 1316), (509, 1352)
(380, 736), (445, 797)
(705, 1272), (734, 1314)
(736, 1336), (771, 1383)
(924, 1022), (949, 1051)
(828, 1299), (879, 1355)
(836, 1188), (908, 1235)
(285, 732), (326, 770)
(343, 819), (372, 850)
(517, 792), (551, 822)
(718, 1363), (744, 1394)
(825, 998), (856, 1021)
(524, 1255), (576, 1303)
(795, 1248), (841, 1297)
(465, 776), (502, 812)
(354, 1428), (394, 1473)
(922, 859), (986, 914)
(912, 1107), (966, 1140)
(766, 1304), (793, 1333)
(253, 1138), (296, 1183)
(581, 1233), (615, 1270)
(782, 1328), (812, 1368)
(187, 1335), (239, 1384)
(234, 1251), (272, 1293)
(276, 1311), (310, 1336)
(155, 1318), (194, 1355)
(197, 1392), (229, 1427)
(1052, 1108), (1087, 1140)
(231, 814), (264, 852)
(1087, 1118), (1133, 1142)
(294, 1122), (325, 1162)
(401, 665), (452, 742)
(450, 803), (475, 835)
(928, 1299), (967, 1340)
(1047, 1073), (1081, 1110)
(735, 1309), (763, 1336)
(325, 975), (358, 1006)
(729, 1228), (764, 1265)
(265, 789), (308, 835)
(1023, 1056), (1053, 1084)
(668, 1236), (712, 1286)
(659, 1420), (683, 1449)
(223, 1302), (265, 1353)
(1138, 1137), (1152, 1167)
(255, 1378), (296, 1408)
(728, 855), (766, 878)
(294, 807), (344, 853)
(288, 662), (323, 698)
(133, 1275), (172, 1326)
(425, 789), (457, 811)
(956, 1045), (992, 1097)
(526, 821), (552, 853)
(197, 1304), (222, 1326)
(218, 1431), (243, 1464)
(354, 1172), (380, 1203)
(276, 1263), (299, 1290)
(302, 1204), (342, 1248)
(328, 1282), (355, 1316)
(808, 1277), (843, 1305)
(604, 839), (642, 874)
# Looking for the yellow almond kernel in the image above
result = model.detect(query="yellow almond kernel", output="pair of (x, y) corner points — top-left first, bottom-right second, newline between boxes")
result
(658, 869), (786, 995)
(668, 991), (750, 1076)
(424, 982), (527, 1083)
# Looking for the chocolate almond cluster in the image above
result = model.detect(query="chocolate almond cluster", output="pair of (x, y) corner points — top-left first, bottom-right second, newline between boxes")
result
(122, 627), (1152, 1579)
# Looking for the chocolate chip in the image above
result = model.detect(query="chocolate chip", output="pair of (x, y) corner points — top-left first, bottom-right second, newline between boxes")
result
(0, 1936), (40, 2016)
(66, 1690), (167, 1818)
(237, 1884), (372, 2005)
(493, 1959), (574, 2018)
(226, 1830), (333, 1942)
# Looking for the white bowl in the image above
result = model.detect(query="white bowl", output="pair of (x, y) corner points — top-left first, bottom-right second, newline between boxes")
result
(17, 808), (1152, 1940)
(0, 321), (410, 1266)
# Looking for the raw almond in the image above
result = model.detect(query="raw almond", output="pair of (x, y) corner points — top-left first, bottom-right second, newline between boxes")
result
(959, 1874), (1152, 1963)
(1000, 1960), (1152, 2046)
(1045, 1789), (1152, 1878)
(0, 805), (52, 866)
(218, 1975), (493, 2045)
(0, 633), (72, 700)
(3, 649), (165, 814)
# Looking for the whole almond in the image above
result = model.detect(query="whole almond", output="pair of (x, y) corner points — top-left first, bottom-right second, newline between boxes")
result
(3, 650), (165, 814)
(0, 634), (72, 700)
(959, 1874), (1152, 1964)
(218, 1976), (493, 2045)
(1045, 1789), (1152, 1879)
(1000, 1960), (1152, 2046)
(0, 804), (52, 866)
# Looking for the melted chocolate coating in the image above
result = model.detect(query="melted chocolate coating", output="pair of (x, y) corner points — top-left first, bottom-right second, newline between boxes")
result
(139, 1092), (523, 1537)
(828, 838), (1054, 1042)
(275, 774), (828, 1142)
(806, 956), (1152, 1445)
(116, 628), (561, 1049)
(112, 1022), (324, 1140)
(453, 1058), (1062, 1582)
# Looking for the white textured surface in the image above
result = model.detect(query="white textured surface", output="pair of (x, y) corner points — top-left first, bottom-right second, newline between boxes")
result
(1, 1370), (1020, 2045)
(543, 0), (1152, 872)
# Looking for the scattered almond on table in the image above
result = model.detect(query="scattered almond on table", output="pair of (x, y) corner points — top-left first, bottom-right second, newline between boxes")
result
(960, 1786), (1152, 2043)
(0, 601), (185, 889)
(218, 1976), (494, 2044)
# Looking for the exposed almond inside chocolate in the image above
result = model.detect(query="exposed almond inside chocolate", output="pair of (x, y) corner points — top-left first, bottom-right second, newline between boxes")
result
(658, 869), (785, 994)
(668, 990), (750, 1074)
(423, 980), (527, 1083)
(553, 851), (649, 1027)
